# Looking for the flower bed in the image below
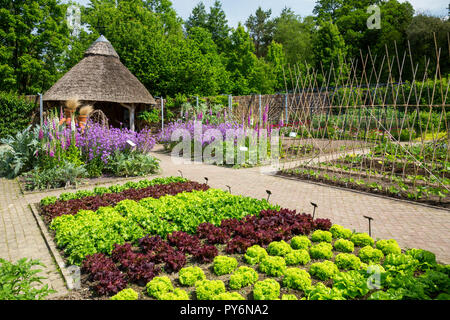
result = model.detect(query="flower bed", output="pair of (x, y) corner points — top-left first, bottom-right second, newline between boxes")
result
(38, 177), (450, 300)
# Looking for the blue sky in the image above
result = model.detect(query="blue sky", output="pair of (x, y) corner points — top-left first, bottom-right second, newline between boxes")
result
(68, 0), (448, 28)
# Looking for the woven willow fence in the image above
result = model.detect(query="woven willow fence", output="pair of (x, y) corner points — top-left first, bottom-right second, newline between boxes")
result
(270, 40), (449, 208)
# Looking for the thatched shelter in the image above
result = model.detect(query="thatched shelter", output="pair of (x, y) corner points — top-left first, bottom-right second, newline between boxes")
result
(43, 35), (156, 131)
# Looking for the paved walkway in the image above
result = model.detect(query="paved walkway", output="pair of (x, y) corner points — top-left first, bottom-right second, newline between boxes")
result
(0, 146), (449, 299)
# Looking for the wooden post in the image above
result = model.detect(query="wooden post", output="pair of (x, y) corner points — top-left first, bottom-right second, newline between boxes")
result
(130, 104), (136, 132)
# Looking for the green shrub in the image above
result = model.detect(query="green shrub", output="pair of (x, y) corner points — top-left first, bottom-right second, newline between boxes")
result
(195, 280), (226, 300)
(0, 92), (36, 139)
(267, 240), (292, 256)
(214, 292), (245, 300)
(329, 225), (352, 239)
(290, 236), (311, 250)
(244, 245), (268, 265)
(309, 242), (333, 260)
(311, 230), (333, 243)
(358, 246), (384, 264)
(253, 279), (280, 300)
(376, 239), (401, 255)
(335, 253), (362, 270)
(0, 258), (56, 300)
(281, 294), (298, 300)
(309, 261), (339, 281)
(282, 268), (312, 292)
(333, 239), (354, 253)
(213, 256), (238, 276)
(110, 288), (139, 300)
(285, 249), (310, 266)
(259, 256), (287, 277)
(179, 266), (206, 286)
(351, 233), (374, 247)
(229, 266), (258, 290)
(146, 276), (173, 299)
(159, 288), (189, 300)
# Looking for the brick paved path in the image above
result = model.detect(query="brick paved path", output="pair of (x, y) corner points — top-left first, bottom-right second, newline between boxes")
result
(1, 146), (449, 299)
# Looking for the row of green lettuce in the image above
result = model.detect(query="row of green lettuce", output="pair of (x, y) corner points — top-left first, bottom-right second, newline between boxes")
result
(110, 227), (449, 300)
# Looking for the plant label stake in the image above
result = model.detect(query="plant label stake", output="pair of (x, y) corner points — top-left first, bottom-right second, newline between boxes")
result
(266, 190), (272, 202)
(178, 170), (183, 178)
(204, 177), (209, 185)
(226, 185), (231, 194)
(363, 216), (374, 237)
(311, 202), (318, 219)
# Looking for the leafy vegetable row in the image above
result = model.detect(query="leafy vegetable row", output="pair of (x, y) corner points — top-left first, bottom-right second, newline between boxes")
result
(41, 180), (207, 223)
(50, 189), (277, 264)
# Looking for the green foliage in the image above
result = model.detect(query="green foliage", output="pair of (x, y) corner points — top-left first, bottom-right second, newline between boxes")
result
(281, 294), (298, 300)
(309, 242), (333, 260)
(290, 236), (311, 250)
(333, 239), (354, 253)
(259, 256), (287, 277)
(0, 93), (37, 139)
(253, 279), (280, 300)
(106, 151), (160, 177)
(329, 225), (352, 239)
(309, 261), (339, 281)
(244, 245), (268, 265)
(22, 160), (88, 191)
(332, 270), (370, 299)
(285, 249), (311, 266)
(383, 253), (419, 274)
(50, 208), (145, 265)
(213, 256), (238, 276)
(0, 126), (40, 178)
(214, 292), (245, 300)
(195, 280), (226, 300)
(0, 258), (56, 300)
(178, 267), (206, 286)
(311, 230), (333, 243)
(229, 266), (259, 290)
(358, 246), (384, 264)
(376, 239), (402, 256)
(110, 288), (139, 300)
(335, 253), (361, 270)
(351, 233), (374, 247)
(405, 248), (437, 270)
(304, 282), (344, 300)
(267, 240), (292, 256)
(0, 1), (70, 94)
(282, 268), (312, 292)
(159, 288), (190, 300)
(40, 196), (57, 207)
(146, 276), (174, 299)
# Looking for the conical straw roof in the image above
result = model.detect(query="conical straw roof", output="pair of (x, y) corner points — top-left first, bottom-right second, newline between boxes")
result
(43, 36), (156, 105)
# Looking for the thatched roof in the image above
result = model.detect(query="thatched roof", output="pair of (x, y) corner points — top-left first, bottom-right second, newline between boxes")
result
(43, 36), (156, 105)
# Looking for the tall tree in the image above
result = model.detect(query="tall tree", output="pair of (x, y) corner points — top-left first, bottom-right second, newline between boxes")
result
(185, 2), (208, 33)
(312, 20), (348, 84)
(266, 41), (287, 92)
(206, 0), (230, 51)
(245, 7), (274, 57)
(273, 7), (316, 66)
(0, 0), (70, 94)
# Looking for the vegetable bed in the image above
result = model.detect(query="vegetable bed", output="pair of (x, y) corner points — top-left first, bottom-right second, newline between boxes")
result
(38, 177), (450, 300)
